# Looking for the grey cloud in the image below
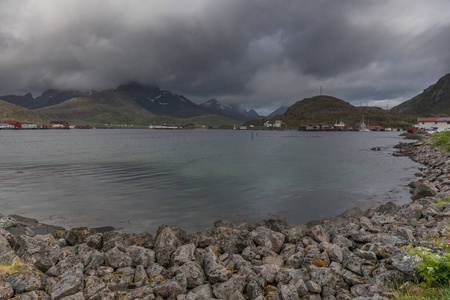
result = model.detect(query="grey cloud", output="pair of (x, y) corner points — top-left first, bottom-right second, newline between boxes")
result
(0, 0), (449, 111)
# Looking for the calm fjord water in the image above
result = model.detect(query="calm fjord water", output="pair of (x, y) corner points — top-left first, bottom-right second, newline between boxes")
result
(0, 129), (421, 233)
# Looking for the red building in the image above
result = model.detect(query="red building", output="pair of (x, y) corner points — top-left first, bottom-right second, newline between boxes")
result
(75, 124), (90, 129)
(2, 120), (22, 128)
(50, 121), (70, 129)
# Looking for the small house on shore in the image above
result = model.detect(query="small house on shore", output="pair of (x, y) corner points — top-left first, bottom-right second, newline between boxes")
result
(299, 124), (332, 131)
(417, 117), (450, 132)
(0, 123), (14, 129)
(50, 121), (70, 129)
(1, 120), (21, 128)
(74, 124), (90, 129)
(21, 122), (38, 129)
(366, 125), (382, 131)
(264, 120), (283, 128)
(149, 124), (185, 129)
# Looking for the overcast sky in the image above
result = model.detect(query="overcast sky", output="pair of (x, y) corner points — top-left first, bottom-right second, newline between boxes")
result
(1, 0), (449, 114)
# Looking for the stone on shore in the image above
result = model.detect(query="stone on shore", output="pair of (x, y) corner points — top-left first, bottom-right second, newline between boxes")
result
(188, 283), (214, 299)
(176, 261), (205, 288)
(154, 226), (182, 267)
(308, 225), (330, 244)
(0, 280), (14, 300)
(411, 181), (438, 200)
(6, 270), (41, 294)
(0, 216), (16, 230)
(153, 273), (187, 298)
(65, 227), (97, 246)
(48, 263), (84, 300)
(0, 233), (18, 263)
(212, 274), (246, 299)
(105, 246), (132, 268)
(17, 233), (61, 272)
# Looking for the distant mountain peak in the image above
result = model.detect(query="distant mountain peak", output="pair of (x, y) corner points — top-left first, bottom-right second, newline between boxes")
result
(198, 99), (259, 121)
(267, 105), (288, 118)
(117, 82), (207, 118)
(24, 92), (34, 99)
(246, 109), (259, 118)
(200, 98), (232, 111)
(205, 98), (219, 104)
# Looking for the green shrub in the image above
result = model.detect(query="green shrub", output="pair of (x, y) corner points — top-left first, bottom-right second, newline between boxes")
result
(395, 240), (450, 299)
(407, 246), (450, 286)
(433, 196), (450, 207)
(429, 131), (450, 151)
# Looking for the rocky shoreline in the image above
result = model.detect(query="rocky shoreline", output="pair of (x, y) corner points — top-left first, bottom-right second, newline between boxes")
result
(0, 136), (449, 300)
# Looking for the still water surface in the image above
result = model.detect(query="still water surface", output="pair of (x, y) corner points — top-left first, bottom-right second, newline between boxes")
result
(0, 129), (421, 233)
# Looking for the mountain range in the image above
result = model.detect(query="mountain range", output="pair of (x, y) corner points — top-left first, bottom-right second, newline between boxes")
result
(0, 82), (263, 126)
(0, 72), (449, 127)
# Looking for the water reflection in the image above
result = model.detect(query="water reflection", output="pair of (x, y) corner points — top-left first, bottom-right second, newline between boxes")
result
(0, 130), (421, 233)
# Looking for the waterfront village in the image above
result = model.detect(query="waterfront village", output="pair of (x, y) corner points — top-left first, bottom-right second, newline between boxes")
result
(0, 120), (90, 129)
(1, 117), (449, 132)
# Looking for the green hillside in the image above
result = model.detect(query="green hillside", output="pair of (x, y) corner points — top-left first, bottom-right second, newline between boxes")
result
(248, 95), (414, 128)
(391, 72), (450, 116)
(0, 99), (50, 124)
(145, 114), (241, 128)
(36, 90), (155, 126)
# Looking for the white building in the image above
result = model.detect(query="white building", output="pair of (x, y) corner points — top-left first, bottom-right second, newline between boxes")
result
(264, 121), (272, 127)
(417, 118), (450, 132)
(0, 123), (14, 129)
(21, 123), (37, 129)
(274, 120), (282, 128)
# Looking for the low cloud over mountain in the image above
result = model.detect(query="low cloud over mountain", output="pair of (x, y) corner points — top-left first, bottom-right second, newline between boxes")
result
(1, 1), (449, 112)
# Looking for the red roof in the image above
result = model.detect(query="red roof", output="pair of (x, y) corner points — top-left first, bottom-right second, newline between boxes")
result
(2, 120), (22, 128)
(418, 117), (450, 122)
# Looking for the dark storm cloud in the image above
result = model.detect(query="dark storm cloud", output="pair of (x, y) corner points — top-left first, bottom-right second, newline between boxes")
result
(0, 0), (449, 111)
